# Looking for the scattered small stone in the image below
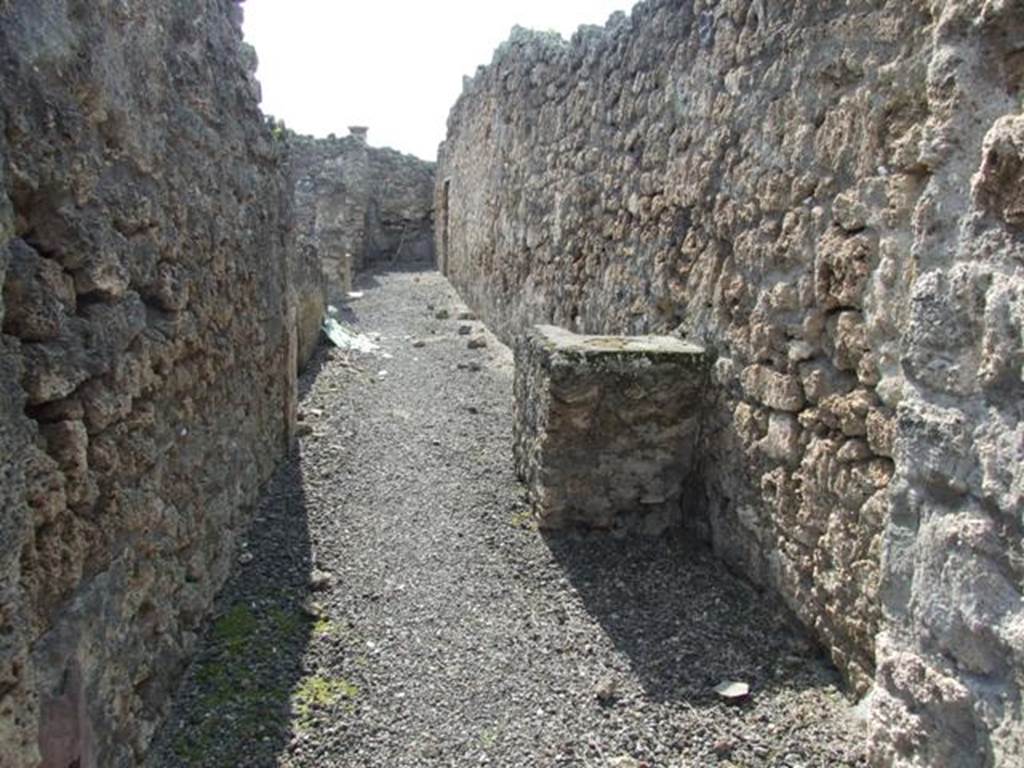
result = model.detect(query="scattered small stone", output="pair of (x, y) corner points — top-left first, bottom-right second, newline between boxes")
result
(594, 675), (619, 703)
(467, 406), (479, 415)
(237, 551), (254, 565)
(457, 324), (472, 336)
(713, 739), (735, 756)
(608, 757), (642, 768)
(310, 569), (335, 592)
(713, 680), (750, 702)
(300, 597), (325, 617)
(434, 309), (450, 319)
(296, 423), (314, 438)
(457, 310), (477, 321)
(412, 339), (427, 348)
(467, 337), (487, 349)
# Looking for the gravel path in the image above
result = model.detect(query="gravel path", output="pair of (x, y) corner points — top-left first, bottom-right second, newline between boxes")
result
(149, 267), (867, 768)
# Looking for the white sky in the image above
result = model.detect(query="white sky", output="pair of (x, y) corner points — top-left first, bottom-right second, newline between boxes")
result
(242, 1), (632, 161)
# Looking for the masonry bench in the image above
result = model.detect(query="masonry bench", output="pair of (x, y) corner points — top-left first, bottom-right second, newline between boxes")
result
(513, 325), (708, 534)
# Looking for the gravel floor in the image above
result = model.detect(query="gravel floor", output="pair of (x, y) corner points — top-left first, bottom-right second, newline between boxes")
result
(148, 267), (868, 768)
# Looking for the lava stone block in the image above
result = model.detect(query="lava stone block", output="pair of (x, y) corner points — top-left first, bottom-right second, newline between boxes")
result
(513, 325), (709, 534)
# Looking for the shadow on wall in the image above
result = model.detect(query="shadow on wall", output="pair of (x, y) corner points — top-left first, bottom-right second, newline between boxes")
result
(542, 528), (845, 706)
(364, 211), (436, 268)
(147, 433), (317, 766)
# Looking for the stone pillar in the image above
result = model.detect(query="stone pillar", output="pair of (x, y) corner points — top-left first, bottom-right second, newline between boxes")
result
(514, 325), (709, 534)
(343, 128), (370, 271)
(341, 252), (353, 295)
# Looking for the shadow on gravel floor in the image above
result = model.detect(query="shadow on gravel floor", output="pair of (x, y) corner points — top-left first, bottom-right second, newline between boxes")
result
(298, 347), (330, 397)
(150, 456), (316, 767)
(149, 393), (331, 766)
(543, 527), (845, 706)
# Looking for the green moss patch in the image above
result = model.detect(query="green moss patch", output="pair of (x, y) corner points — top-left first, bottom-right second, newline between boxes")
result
(293, 674), (360, 721)
(172, 599), (315, 766)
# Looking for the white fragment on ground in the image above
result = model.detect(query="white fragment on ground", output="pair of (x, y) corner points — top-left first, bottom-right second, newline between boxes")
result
(322, 317), (381, 354)
(714, 680), (751, 701)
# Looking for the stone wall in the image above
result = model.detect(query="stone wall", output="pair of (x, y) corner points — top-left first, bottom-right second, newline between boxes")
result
(0, 2), (296, 766)
(283, 135), (327, 370)
(291, 130), (435, 298)
(436, 1), (1023, 765)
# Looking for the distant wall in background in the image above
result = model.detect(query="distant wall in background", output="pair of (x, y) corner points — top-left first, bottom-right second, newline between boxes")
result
(291, 129), (435, 300)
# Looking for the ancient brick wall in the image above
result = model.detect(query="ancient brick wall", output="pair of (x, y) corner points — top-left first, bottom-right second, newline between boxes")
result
(436, 1), (1023, 764)
(0, 2), (296, 766)
(291, 130), (435, 299)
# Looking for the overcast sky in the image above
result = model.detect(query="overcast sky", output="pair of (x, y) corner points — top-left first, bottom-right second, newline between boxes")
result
(242, 1), (632, 161)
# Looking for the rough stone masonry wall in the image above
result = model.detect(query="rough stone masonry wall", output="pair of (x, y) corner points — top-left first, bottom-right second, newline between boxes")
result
(291, 131), (435, 299)
(282, 135), (327, 370)
(0, 2), (296, 766)
(436, 1), (1023, 765)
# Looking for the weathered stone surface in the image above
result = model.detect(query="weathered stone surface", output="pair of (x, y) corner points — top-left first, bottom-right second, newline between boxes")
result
(514, 325), (707, 533)
(0, 2), (296, 766)
(290, 128), (435, 299)
(437, 1), (1024, 764)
